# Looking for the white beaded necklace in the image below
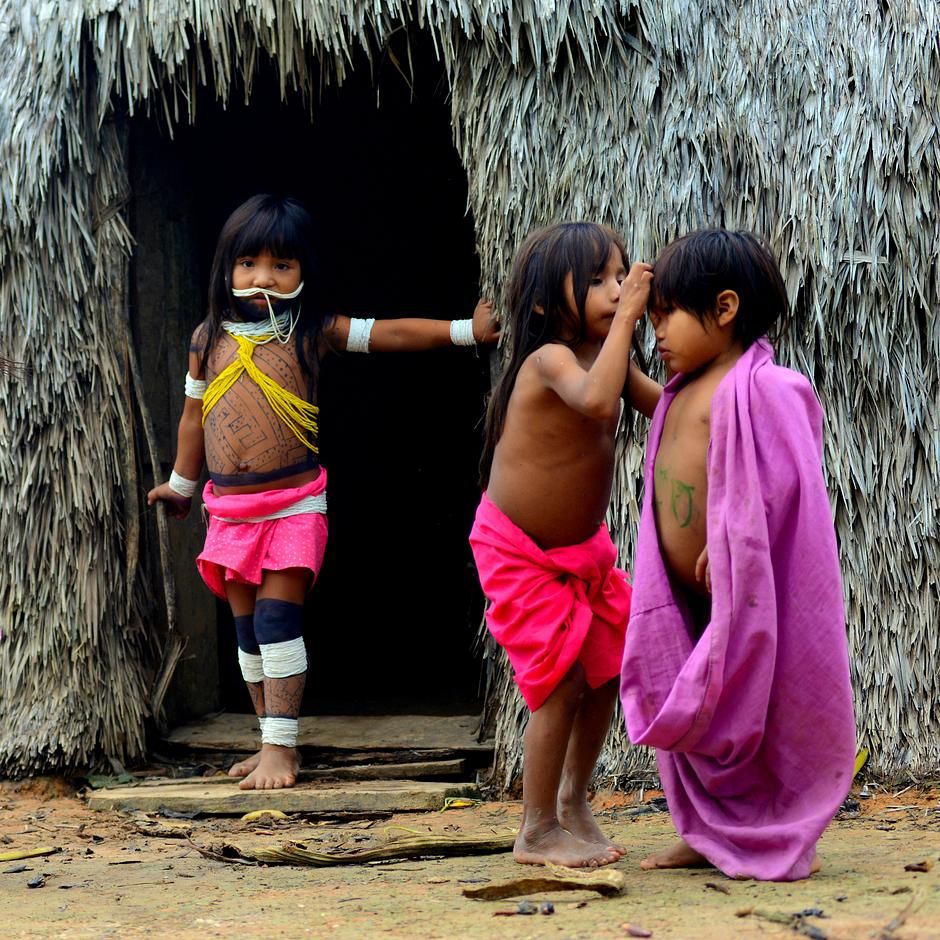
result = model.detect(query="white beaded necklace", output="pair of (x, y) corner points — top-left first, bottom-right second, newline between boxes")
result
(227, 281), (304, 343)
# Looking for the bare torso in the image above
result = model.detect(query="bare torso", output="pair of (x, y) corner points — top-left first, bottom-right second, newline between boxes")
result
(653, 364), (735, 593)
(203, 333), (322, 496)
(486, 346), (621, 549)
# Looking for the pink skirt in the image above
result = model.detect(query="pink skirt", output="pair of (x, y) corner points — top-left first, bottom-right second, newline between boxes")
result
(196, 472), (329, 600)
(469, 492), (631, 711)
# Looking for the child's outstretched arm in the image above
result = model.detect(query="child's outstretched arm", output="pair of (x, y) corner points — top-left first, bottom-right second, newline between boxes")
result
(624, 360), (663, 419)
(146, 334), (207, 520)
(323, 299), (499, 353)
(534, 262), (653, 419)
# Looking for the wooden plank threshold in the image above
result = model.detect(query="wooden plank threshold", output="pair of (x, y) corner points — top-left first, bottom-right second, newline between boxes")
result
(132, 759), (467, 787)
(89, 779), (480, 815)
(164, 713), (493, 755)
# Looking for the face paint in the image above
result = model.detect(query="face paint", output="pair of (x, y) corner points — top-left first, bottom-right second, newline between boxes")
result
(230, 282), (304, 342)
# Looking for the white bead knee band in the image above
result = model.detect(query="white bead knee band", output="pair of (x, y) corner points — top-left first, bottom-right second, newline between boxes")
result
(168, 470), (198, 498)
(238, 650), (265, 684)
(346, 317), (375, 353)
(449, 318), (475, 346)
(260, 637), (308, 678)
(258, 716), (267, 735)
(262, 717), (299, 748)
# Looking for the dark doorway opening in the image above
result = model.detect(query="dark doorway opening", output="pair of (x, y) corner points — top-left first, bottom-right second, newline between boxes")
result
(131, 30), (488, 721)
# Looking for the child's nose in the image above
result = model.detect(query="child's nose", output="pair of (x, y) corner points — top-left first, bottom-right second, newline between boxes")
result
(253, 268), (276, 286)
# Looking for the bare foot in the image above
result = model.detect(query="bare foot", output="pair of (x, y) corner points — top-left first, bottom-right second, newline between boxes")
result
(810, 854), (821, 875)
(238, 744), (300, 790)
(640, 839), (710, 870)
(228, 750), (263, 778)
(514, 822), (621, 868)
(558, 798), (626, 858)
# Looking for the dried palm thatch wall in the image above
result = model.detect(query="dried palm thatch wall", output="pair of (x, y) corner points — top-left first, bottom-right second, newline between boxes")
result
(0, 0), (936, 781)
(461, 0), (940, 788)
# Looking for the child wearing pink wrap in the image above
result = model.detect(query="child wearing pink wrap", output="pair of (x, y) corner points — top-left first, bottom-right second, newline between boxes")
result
(471, 222), (660, 868)
(619, 230), (855, 881)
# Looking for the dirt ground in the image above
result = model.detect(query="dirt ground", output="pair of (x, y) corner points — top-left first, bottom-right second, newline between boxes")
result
(0, 777), (937, 940)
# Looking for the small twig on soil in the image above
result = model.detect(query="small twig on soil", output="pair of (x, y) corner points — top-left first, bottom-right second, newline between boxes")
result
(704, 881), (731, 895)
(875, 893), (923, 939)
(188, 839), (256, 866)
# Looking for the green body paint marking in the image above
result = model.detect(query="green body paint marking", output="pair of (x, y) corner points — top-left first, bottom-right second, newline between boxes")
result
(670, 479), (695, 528)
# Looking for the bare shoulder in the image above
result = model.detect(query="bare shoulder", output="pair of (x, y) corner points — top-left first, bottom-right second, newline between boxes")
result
(187, 320), (211, 378)
(526, 341), (578, 377)
(190, 320), (211, 355)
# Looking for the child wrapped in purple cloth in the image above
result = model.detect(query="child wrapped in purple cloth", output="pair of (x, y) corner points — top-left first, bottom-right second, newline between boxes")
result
(620, 230), (855, 881)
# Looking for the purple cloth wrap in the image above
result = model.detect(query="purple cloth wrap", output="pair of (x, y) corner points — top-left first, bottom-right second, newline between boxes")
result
(620, 339), (855, 881)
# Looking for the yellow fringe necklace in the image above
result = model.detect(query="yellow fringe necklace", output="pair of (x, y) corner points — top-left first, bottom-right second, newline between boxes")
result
(202, 326), (319, 454)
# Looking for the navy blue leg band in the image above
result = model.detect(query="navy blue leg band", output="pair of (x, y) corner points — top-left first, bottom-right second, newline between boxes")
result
(234, 614), (259, 654)
(254, 599), (304, 645)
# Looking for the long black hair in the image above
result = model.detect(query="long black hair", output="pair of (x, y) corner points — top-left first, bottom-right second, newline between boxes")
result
(479, 221), (635, 488)
(651, 229), (788, 348)
(200, 194), (324, 378)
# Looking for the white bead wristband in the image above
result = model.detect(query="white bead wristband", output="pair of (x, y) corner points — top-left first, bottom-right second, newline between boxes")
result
(168, 470), (198, 498)
(450, 318), (476, 346)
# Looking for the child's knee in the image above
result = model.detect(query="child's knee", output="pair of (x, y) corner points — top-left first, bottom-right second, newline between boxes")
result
(234, 613), (264, 683)
(254, 598), (307, 678)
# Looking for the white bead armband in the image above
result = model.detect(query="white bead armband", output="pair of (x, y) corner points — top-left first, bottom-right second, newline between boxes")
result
(450, 318), (476, 346)
(168, 470), (198, 498)
(184, 373), (207, 399)
(346, 317), (375, 353)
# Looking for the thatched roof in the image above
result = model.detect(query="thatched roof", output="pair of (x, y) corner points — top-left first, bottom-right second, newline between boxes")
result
(1, 0), (936, 781)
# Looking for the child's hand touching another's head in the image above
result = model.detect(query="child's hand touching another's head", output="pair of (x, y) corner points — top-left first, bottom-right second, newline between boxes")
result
(617, 262), (653, 323)
(473, 299), (501, 345)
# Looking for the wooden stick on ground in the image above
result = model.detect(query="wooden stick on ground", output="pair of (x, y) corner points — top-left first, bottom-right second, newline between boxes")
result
(206, 831), (516, 867)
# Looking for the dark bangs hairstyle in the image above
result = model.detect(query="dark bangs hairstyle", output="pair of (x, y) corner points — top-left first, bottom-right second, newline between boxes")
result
(651, 229), (788, 348)
(200, 194), (323, 377)
(479, 221), (636, 488)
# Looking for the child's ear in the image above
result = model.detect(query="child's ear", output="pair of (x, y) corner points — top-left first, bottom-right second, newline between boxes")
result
(715, 290), (739, 328)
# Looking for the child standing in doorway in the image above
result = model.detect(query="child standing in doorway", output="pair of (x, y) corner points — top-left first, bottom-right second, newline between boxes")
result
(470, 222), (658, 868)
(620, 229), (855, 881)
(148, 194), (498, 790)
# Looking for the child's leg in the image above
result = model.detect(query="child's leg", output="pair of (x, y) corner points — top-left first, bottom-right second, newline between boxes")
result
(239, 568), (309, 790)
(556, 677), (625, 856)
(514, 663), (620, 868)
(225, 581), (266, 778)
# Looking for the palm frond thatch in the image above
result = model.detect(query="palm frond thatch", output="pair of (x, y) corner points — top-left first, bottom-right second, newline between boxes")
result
(0, 0), (936, 781)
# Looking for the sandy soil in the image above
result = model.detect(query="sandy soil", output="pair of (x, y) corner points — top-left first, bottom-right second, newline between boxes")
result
(0, 778), (937, 939)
